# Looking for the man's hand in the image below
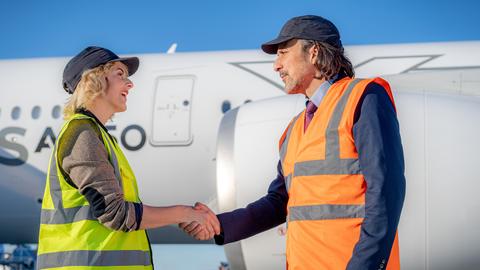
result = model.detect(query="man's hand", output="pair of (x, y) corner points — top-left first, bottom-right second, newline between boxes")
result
(179, 202), (220, 240)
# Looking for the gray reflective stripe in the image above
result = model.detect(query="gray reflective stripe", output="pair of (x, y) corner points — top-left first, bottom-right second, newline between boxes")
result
(37, 250), (151, 269)
(285, 173), (293, 192)
(47, 150), (62, 209)
(289, 204), (365, 221)
(280, 113), (302, 165)
(325, 78), (362, 161)
(294, 158), (360, 176)
(41, 205), (95, 224)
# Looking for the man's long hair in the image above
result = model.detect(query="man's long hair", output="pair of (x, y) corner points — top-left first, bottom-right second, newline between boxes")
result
(301, 40), (354, 81)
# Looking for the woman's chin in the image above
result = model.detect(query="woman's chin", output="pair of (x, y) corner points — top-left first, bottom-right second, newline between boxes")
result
(115, 105), (127, 113)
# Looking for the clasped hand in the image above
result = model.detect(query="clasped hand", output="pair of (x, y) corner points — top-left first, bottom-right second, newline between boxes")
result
(179, 202), (220, 241)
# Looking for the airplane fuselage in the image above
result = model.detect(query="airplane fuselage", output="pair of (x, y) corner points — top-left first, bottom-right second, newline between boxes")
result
(1, 41), (480, 269)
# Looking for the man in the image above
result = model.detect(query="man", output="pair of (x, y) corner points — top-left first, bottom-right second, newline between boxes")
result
(183, 15), (406, 269)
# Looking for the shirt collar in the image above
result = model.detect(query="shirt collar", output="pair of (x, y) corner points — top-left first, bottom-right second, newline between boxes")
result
(309, 80), (331, 107)
(307, 74), (340, 107)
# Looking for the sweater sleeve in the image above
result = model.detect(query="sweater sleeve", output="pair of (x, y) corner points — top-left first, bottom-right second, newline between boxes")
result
(58, 119), (143, 232)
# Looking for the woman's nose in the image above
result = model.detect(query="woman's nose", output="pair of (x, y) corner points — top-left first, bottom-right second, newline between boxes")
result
(125, 78), (134, 89)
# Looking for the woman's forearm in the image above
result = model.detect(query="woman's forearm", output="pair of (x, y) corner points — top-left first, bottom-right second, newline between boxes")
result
(139, 205), (190, 230)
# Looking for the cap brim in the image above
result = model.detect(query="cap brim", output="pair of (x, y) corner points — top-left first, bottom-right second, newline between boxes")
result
(261, 36), (293, 54)
(109, 57), (139, 76)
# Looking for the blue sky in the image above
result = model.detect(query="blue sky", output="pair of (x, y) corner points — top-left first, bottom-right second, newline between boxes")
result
(1, 0), (479, 59)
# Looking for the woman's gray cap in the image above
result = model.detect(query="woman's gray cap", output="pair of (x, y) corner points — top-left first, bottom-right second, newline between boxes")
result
(261, 15), (342, 54)
(62, 46), (139, 94)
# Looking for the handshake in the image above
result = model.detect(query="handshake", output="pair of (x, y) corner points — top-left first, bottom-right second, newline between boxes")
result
(179, 202), (220, 241)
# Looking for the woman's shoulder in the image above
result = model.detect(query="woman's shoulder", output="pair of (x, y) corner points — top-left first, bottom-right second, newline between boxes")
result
(66, 118), (101, 136)
(58, 118), (104, 158)
(58, 118), (110, 187)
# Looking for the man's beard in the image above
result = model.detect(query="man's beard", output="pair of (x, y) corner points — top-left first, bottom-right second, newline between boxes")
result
(282, 58), (315, 94)
(284, 74), (312, 95)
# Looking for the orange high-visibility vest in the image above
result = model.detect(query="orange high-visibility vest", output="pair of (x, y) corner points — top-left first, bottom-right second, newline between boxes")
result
(279, 77), (400, 270)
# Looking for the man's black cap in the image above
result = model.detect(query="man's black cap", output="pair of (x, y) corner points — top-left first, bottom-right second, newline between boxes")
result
(62, 46), (139, 94)
(261, 15), (342, 54)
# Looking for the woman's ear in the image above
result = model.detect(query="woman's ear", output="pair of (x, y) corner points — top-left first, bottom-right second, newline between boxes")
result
(102, 75), (109, 94)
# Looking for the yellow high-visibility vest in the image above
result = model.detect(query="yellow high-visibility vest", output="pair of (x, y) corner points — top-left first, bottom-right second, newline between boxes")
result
(37, 113), (152, 270)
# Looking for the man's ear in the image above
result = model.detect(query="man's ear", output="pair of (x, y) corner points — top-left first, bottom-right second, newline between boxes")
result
(309, 45), (318, 64)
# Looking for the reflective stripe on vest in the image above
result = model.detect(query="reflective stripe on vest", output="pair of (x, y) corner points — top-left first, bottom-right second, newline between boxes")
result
(37, 114), (152, 269)
(289, 204), (365, 221)
(37, 250), (151, 269)
(280, 113), (302, 166)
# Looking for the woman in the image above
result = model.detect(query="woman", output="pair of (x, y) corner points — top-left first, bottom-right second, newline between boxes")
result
(36, 46), (219, 269)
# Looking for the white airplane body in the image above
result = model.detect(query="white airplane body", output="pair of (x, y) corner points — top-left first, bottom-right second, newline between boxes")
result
(0, 41), (479, 269)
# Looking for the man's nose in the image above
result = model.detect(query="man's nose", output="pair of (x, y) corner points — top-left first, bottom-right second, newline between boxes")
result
(273, 57), (282, 72)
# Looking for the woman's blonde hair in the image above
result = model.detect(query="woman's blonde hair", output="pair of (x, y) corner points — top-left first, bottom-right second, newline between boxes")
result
(63, 62), (116, 119)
